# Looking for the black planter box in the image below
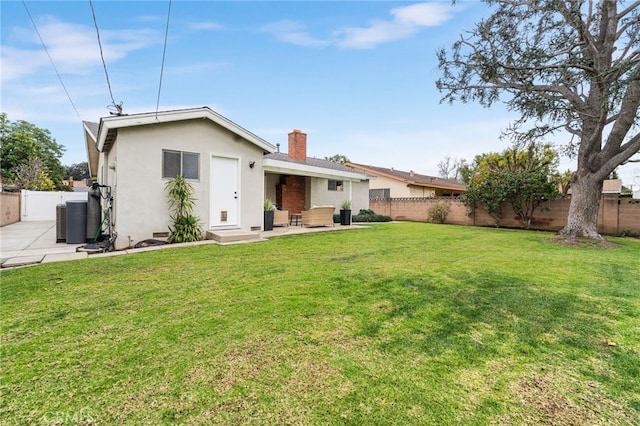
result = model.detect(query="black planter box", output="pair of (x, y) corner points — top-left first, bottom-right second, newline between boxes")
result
(264, 210), (274, 231)
(340, 209), (351, 226)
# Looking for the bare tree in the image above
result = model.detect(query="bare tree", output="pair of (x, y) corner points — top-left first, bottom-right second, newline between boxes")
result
(438, 156), (467, 181)
(13, 157), (55, 191)
(437, 0), (640, 240)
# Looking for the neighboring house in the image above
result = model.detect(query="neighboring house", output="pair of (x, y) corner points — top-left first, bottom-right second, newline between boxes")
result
(63, 177), (90, 192)
(263, 130), (370, 215)
(84, 107), (370, 250)
(602, 179), (622, 194)
(345, 163), (466, 198)
(566, 179), (623, 196)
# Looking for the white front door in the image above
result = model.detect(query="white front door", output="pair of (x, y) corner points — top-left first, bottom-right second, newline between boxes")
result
(210, 156), (239, 228)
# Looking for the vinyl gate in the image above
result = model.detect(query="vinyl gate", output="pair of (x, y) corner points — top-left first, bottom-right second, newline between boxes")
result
(20, 190), (88, 221)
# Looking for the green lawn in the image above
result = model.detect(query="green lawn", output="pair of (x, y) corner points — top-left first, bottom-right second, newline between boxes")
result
(2, 223), (639, 425)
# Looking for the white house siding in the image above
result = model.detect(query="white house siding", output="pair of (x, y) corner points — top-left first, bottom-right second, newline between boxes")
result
(350, 180), (370, 212)
(368, 175), (412, 198)
(309, 178), (369, 213)
(409, 185), (436, 198)
(100, 120), (265, 250)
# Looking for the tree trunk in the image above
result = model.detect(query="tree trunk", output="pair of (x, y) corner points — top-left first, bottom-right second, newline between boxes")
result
(559, 175), (604, 240)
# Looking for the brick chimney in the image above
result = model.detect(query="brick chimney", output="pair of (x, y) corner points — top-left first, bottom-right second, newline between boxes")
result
(288, 129), (307, 162)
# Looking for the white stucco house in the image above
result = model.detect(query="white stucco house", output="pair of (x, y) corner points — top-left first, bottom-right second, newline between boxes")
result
(83, 107), (370, 250)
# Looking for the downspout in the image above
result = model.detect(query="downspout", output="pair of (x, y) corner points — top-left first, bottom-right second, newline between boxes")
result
(349, 181), (353, 206)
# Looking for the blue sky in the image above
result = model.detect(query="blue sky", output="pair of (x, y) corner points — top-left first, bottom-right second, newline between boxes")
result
(2, 1), (638, 187)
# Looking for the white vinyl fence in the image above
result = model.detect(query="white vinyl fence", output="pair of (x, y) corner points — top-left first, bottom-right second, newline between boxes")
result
(21, 190), (88, 221)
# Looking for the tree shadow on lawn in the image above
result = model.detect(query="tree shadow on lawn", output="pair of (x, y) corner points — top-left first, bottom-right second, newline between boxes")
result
(341, 269), (639, 419)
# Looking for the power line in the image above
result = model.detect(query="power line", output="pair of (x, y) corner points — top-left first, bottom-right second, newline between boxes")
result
(156, 0), (172, 119)
(88, 0), (122, 115)
(21, 0), (82, 121)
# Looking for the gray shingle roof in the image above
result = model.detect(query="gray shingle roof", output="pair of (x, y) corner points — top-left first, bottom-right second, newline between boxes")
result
(264, 152), (359, 173)
(83, 121), (99, 139)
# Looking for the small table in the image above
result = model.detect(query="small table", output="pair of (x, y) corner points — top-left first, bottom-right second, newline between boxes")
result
(289, 213), (302, 226)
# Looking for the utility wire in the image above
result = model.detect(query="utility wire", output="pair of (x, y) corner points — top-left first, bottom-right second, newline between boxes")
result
(88, 0), (122, 115)
(22, 0), (82, 121)
(156, 0), (172, 119)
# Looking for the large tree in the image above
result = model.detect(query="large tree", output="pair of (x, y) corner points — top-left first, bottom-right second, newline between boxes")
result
(437, 0), (640, 239)
(65, 162), (90, 181)
(0, 113), (66, 190)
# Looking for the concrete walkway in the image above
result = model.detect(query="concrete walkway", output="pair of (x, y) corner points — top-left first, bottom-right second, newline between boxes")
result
(0, 221), (368, 269)
(0, 221), (87, 268)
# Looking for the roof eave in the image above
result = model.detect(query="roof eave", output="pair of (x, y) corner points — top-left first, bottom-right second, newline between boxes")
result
(404, 180), (466, 191)
(96, 107), (276, 153)
(83, 122), (99, 178)
(263, 159), (369, 181)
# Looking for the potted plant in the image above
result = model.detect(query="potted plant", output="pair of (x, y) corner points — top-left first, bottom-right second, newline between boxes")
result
(264, 198), (275, 231)
(340, 200), (352, 225)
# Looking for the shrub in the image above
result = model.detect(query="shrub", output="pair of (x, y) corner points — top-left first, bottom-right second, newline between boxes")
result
(616, 229), (640, 238)
(427, 201), (451, 224)
(352, 209), (392, 223)
(165, 175), (203, 243)
(168, 215), (203, 244)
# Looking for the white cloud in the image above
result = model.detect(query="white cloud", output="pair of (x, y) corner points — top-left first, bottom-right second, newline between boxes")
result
(0, 46), (49, 80)
(336, 2), (455, 49)
(260, 20), (329, 47)
(334, 20), (417, 49)
(337, 116), (514, 176)
(391, 2), (454, 27)
(185, 21), (223, 31)
(261, 3), (456, 50)
(0, 17), (159, 82)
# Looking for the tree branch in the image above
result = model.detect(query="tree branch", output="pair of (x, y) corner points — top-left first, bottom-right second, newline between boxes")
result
(617, 1), (640, 20)
(604, 76), (640, 154)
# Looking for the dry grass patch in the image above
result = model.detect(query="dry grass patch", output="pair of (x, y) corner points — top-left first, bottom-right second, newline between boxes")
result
(549, 235), (619, 248)
(501, 368), (634, 425)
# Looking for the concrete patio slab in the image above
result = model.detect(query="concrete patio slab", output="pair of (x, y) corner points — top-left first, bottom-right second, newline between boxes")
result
(1, 221), (84, 268)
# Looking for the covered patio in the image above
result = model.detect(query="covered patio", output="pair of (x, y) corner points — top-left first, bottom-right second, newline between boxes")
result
(262, 130), (371, 218)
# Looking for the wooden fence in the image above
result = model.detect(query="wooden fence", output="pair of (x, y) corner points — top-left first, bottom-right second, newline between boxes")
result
(0, 190), (89, 227)
(370, 195), (640, 235)
(0, 192), (21, 227)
